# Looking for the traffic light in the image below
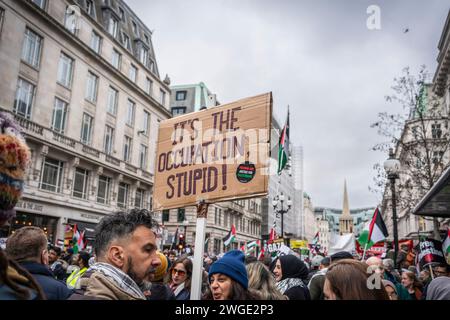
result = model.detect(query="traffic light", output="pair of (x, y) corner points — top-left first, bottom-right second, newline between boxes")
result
(178, 233), (185, 249)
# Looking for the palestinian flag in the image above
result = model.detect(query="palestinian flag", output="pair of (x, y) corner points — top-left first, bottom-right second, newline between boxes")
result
(358, 208), (388, 249)
(277, 108), (290, 175)
(223, 225), (236, 247)
(77, 230), (86, 251)
(311, 232), (320, 254)
(258, 245), (265, 260)
(443, 229), (450, 255)
(72, 224), (80, 254)
(269, 228), (276, 243)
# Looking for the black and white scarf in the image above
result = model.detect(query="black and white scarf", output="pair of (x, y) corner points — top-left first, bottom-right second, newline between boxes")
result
(89, 262), (146, 300)
(276, 278), (306, 295)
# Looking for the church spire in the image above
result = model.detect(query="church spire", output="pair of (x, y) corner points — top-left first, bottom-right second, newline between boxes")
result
(342, 179), (351, 218)
(339, 179), (353, 235)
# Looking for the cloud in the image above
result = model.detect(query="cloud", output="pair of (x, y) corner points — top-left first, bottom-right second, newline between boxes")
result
(128, 0), (449, 208)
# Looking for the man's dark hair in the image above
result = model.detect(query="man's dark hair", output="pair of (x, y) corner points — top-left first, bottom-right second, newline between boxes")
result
(245, 256), (257, 265)
(49, 245), (61, 256)
(321, 257), (331, 267)
(78, 251), (91, 268)
(94, 209), (159, 257)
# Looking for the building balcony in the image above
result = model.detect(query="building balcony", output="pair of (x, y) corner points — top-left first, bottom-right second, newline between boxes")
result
(5, 109), (154, 184)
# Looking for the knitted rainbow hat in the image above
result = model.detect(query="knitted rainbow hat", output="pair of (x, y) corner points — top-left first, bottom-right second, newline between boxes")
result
(0, 112), (30, 225)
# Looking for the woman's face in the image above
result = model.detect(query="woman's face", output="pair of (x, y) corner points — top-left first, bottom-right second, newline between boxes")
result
(172, 262), (188, 285)
(323, 278), (337, 300)
(401, 273), (413, 288)
(210, 273), (232, 300)
(273, 259), (283, 282)
(385, 285), (398, 300)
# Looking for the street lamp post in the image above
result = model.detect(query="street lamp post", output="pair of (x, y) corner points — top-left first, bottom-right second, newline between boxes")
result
(384, 148), (401, 270)
(272, 193), (292, 244)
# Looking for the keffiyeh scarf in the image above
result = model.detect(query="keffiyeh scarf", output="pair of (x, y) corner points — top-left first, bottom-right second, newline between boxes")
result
(89, 262), (146, 300)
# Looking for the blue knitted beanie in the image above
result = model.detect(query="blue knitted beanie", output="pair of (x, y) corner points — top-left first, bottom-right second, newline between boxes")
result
(208, 250), (248, 289)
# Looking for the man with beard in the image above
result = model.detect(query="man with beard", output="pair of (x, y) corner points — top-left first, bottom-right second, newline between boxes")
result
(70, 209), (161, 300)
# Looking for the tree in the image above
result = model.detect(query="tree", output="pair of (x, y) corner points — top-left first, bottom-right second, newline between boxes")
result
(371, 65), (447, 239)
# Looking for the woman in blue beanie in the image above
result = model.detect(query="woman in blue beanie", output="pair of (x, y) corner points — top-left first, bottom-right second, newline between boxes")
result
(205, 250), (260, 300)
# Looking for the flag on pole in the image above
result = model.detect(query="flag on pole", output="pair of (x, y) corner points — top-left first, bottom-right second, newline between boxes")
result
(311, 231), (320, 254)
(223, 225), (236, 247)
(269, 228), (276, 243)
(277, 107), (290, 175)
(258, 245), (265, 260)
(77, 230), (86, 251)
(72, 224), (80, 254)
(358, 208), (389, 249)
(171, 227), (179, 249)
(443, 229), (450, 255)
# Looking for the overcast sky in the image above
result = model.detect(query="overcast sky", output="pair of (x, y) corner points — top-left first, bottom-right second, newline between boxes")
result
(128, 0), (449, 208)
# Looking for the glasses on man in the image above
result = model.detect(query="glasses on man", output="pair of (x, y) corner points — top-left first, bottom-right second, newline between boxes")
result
(172, 268), (186, 276)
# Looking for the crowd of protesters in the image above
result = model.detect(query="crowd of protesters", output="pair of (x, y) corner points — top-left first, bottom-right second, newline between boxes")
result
(0, 111), (449, 301)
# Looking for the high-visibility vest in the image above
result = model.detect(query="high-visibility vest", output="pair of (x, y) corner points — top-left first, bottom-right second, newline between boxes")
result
(66, 267), (87, 289)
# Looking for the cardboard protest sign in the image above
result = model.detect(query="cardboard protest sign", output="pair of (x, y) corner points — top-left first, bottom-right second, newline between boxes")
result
(153, 93), (272, 210)
(416, 238), (447, 269)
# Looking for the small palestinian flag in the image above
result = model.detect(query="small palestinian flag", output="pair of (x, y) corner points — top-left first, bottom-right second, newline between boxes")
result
(277, 107), (290, 175)
(223, 225), (236, 247)
(358, 208), (388, 249)
(443, 229), (450, 255)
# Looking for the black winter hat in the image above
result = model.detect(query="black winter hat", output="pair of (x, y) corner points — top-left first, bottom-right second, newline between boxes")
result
(330, 251), (353, 262)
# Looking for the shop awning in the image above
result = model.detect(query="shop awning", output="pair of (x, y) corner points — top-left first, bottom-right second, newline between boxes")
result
(412, 165), (450, 217)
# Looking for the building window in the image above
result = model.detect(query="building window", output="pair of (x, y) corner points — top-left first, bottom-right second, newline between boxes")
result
(64, 6), (78, 34)
(171, 107), (186, 116)
(160, 89), (166, 106)
(135, 189), (144, 208)
(40, 157), (63, 193)
(214, 208), (218, 224)
(129, 64), (137, 83)
(139, 47), (148, 66)
(149, 59), (156, 74)
(432, 123), (442, 139)
(72, 167), (89, 199)
(145, 77), (153, 96)
(162, 210), (169, 222)
(118, 7), (125, 21)
(108, 16), (118, 38)
(139, 144), (147, 169)
(90, 31), (101, 53)
(177, 208), (185, 222)
(13, 78), (35, 119)
(142, 111), (150, 135)
(97, 175), (111, 204)
(104, 125), (114, 154)
(57, 53), (74, 88)
(117, 182), (129, 208)
(176, 91), (187, 101)
(80, 113), (93, 145)
(0, 8), (4, 35)
(123, 136), (132, 162)
(432, 151), (444, 164)
(111, 49), (121, 69)
(51, 98), (68, 134)
(106, 86), (118, 115)
(126, 99), (135, 126)
(85, 71), (98, 103)
(31, 0), (46, 9)
(132, 21), (138, 35)
(21, 28), (42, 68)
(122, 32), (131, 51)
(85, 0), (95, 17)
